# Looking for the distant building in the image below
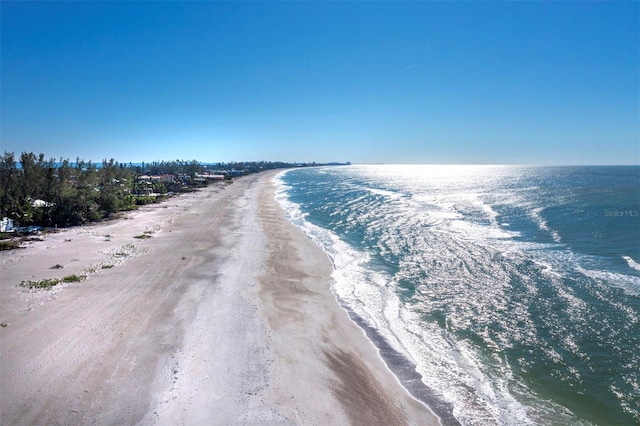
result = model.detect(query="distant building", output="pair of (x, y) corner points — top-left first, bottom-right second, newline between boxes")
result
(151, 174), (175, 183)
(31, 199), (55, 208)
(196, 173), (225, 181)
(1, 217), (14, 232)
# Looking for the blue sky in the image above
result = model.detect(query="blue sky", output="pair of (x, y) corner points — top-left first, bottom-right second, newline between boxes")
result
(2, 1), (638, 164)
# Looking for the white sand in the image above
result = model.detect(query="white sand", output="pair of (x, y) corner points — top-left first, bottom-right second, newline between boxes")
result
(0, 171), (439, 425)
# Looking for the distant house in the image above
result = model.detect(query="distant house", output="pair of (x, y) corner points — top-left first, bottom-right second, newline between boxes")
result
(138, 186), (154, 196)
(1, 217), (14, 232)
(196, 173), (225, 181)
(133, 180), (154, 196)
(151, 174), (175, 184)
(32, 199), (55, 208)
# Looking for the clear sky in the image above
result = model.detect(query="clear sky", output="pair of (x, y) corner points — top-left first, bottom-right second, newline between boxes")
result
(1, 1), (638, 165)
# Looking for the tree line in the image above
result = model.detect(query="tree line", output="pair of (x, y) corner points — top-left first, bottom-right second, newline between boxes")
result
(0, 152), (211, 228)
(0, 152), (333, 229)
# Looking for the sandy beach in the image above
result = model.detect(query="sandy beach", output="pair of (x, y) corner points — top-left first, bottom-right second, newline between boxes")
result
(0, 171), (438, 425)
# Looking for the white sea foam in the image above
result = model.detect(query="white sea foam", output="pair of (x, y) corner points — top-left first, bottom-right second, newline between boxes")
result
(274, 171), (543, 425)
(362, 186), (405, 200)
(448, 218), (520, 240)
(530, 207), (562, 243)
(576, 266), (640, 297)
(623, 255), (640, 272)
(274, 166), (638, 425)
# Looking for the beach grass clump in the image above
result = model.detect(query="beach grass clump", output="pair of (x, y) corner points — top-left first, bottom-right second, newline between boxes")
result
(19, 274), (86, 289)
(101, 263), (114, 269)
(19, 278), (61, 289)
(61, 274), (86, 283)
(113, 243), (135, 257)
(134, 234), (152, 239)
(0, 240), (21, 251)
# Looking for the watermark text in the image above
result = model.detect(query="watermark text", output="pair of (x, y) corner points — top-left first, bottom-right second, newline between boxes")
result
(604, 209), (639, 217)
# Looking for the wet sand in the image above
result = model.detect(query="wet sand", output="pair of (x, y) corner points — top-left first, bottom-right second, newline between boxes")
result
(0, 171), (439, 425)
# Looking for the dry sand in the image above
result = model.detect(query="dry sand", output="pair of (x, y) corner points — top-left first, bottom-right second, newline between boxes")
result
(0, 171), (439, 425)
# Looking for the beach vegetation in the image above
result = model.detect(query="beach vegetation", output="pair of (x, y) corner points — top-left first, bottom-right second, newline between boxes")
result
(1, 151), (337, 232)
(113, 243), (135, 258)
(61, 274), (86, 283)
(0, 153), (211, 228)
(19, 278), (61, 289)
(18, 274), (86, 289)
(0, 239), (20, 250)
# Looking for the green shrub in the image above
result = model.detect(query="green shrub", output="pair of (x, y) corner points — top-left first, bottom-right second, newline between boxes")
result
(19, 278), (60, 289)
(19, 274), (85, 289)
(61, 274), (86, 283)
(0, 240), (20, 251)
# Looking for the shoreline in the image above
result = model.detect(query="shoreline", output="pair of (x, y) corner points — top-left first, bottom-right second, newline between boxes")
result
(274, 170), (458, 425)
(257, 175), (439, 424)
(0, 171), (439, 424)
(341, 305), (459, 426)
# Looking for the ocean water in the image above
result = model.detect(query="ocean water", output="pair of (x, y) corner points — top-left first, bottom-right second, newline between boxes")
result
(275, 165), (640, 426)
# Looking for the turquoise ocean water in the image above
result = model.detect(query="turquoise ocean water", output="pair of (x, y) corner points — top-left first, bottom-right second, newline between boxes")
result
(275, 165), (639, 425)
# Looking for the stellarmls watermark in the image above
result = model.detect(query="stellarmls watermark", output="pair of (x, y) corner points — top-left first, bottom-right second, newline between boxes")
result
(604, 209), (639, 217)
